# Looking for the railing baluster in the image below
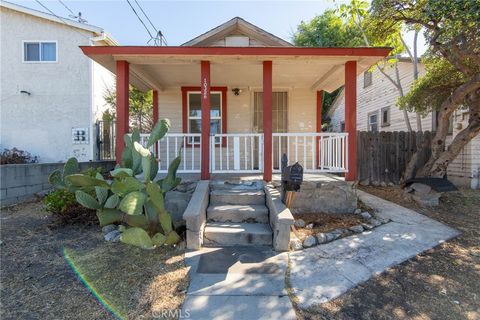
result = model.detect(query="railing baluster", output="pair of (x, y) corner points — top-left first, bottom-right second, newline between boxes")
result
(244, 136), (247, 170)
(166, 137), (170, 168)
(183, 136), (186, 171)
(311, 136), (315, 170)
(219, 136), (222, 171)
(251, 136), (254, 171)
(303, 136), (307, 168)
(295, 136), (298, 163)
(226, 136), (229, 171)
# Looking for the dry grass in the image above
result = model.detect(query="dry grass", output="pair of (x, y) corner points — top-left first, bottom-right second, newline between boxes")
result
(0, 200), (189, 320)
(295, 186), (480, 320)
(293, 213), (366, 240)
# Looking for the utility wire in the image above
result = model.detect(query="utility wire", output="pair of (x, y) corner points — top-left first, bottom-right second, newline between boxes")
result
(133, 0), (157, 33)
(126, 0), (154, 40)
(34, 0), (91, 40)
(57, 0), (74, 15)
(132, 0), (167, 46)
(57, 0), (87, 23)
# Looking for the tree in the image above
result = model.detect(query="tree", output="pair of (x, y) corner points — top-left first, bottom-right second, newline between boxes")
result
(103, 85), (154, 133)
(293, 9), (364, 123)
(371, 0), (480, 178)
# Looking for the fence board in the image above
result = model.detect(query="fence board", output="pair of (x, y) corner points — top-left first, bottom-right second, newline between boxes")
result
(357, 131), (433, 185)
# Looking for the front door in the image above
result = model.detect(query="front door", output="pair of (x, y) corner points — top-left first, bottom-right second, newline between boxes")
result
(253, 91), (288, 169)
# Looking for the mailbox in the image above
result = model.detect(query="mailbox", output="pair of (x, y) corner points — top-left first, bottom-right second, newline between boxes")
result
(281, 156), (303, 192)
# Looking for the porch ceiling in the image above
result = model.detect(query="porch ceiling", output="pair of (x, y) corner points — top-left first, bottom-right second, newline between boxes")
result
(82, 46), (391, 93)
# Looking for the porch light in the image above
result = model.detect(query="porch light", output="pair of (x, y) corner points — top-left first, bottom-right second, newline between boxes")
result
(232, 88), (242, 96)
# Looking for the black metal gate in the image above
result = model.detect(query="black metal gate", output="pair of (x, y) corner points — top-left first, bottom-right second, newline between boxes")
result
(96, 120), (116, 160)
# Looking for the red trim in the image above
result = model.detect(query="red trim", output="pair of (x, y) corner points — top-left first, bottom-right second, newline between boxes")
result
(316, 90), (323, 168)
(115, 60), (129, 163)
(345, 61), (357, 181)
(200, 61), (210, 180)
(181, 86), (228, 147)
(81, 46), (392, 57)
(263, 61), (273, 182)
(152, 90), (159, 157)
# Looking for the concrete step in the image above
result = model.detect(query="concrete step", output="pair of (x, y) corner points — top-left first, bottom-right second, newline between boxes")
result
(204, 222), (273, 247)
(210, 189), (265, 206)
(207, 204), (269, 223)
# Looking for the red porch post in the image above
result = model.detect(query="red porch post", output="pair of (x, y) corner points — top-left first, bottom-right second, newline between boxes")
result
(345, 61), (357, 181)
(200, 61), (211, 180)
(316, 90), (323, 168)
(263, 61), (273, 182)
(152, 89), (159, 157)
(115, 60), (129, 163)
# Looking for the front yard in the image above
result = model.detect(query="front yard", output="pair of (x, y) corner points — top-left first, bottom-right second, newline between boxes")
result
(0, 200), (189, 319)
(297, 187), (480, 320)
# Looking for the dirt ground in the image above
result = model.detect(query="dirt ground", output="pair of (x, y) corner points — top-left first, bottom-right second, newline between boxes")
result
(0, 200), (189, 320)
(293, 213), (366, 240)
(296, 186), (480, 320)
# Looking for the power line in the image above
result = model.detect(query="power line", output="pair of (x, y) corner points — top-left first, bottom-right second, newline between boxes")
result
(57, 0), (87, 23)
(125, 0), (154, 40)
(57, 0), (74, 15)
(133, 0), (157, 33)
(132, 0), (167, 46)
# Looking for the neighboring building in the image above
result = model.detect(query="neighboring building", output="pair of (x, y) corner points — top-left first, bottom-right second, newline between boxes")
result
(328, 59), (480, 189)
(81, 16), (391, 182)
(0, 1), (116, 162)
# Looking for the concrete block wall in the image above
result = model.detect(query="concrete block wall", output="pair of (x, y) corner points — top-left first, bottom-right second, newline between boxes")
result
(0, 161), (115, 206)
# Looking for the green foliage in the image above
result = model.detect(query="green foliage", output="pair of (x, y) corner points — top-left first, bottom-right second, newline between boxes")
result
(293, 9), (364, 47)
(66, 120), (182, 249)
(48, 158), (80, 191)
(43, 189), (76, 214)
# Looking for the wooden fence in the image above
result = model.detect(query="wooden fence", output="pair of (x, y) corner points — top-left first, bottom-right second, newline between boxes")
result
(356, 131), (433, 185)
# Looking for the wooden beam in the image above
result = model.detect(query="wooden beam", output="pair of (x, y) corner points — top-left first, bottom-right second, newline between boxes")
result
(200, 61), (211, 180)
(345, 61), (357, 181)
(263, 61), (273, 182)
(115, 60), (129, 163)
(310, 64), (342, 91)
(129, 64), (163, 91)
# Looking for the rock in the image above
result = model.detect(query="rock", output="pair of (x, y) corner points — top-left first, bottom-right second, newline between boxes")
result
(410, 183), (432, 194)
(305, 223), (314, 229)
(326, 231), (340, 241)
(359, 179), (370, 186)
(290, 238), (303, 251)
(102, 224), (117, 234)
(369, 218), (382, 227)
(302, 235), (317, 248)
(294, 219), (306, 228)
(387, 182), (395, 187)
(380, 182), (387, 187)
(349, 225), (364, 233)
(104, 230), (121, 242)
(175, 181), (197, 193)
(371, 180), (380, 187)
(354, 208), (362, 215)
(316, 232), (329, 244)
(362, 223), (374, 230)
(411, 191), (441, 207)
(360, 212), (372, 220)
(378, 217), (390, 224)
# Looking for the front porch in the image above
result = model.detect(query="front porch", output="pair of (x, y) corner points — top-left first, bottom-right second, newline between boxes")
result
(81, 46), (391, 181)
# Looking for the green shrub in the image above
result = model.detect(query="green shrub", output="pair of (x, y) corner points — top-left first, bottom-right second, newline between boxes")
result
(43, 189), (76, 214)
(66, 119), (182, 249)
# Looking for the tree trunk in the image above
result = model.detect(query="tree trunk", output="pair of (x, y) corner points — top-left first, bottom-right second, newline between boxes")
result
(394, 61), (413, 132)
(413, 31), (423, 132)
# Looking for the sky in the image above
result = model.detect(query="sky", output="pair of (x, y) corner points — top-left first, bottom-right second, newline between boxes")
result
(9, 0), (427, 53)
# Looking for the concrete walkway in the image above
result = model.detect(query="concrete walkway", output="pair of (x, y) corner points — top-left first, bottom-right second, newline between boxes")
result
(182, 246), (296, 320)
(289, 190), (461, 309)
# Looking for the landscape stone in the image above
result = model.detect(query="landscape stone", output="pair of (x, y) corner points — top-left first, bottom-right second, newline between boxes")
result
(325, 232), (340, 241)
(305, 223), (314, 229)
(302, 235), (317, 248)
(362, 223), (374, 230)
(369, 218), (382, 227)
(411, 191), (441, 207)
(410, 183), (432, 194)
(102, 224), (116, 234)
(104, 230), (121, 242)
(294, 219), (306, 228)
(354, 208), (362, 214)
(290, 238), (303, 251)
(360, 211), (372, 220)
(349, 224), (364, 233)
(316, 232), (329, 244)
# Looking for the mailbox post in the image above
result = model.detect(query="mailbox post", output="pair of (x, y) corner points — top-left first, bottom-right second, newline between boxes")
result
(281, 154), (304, 207)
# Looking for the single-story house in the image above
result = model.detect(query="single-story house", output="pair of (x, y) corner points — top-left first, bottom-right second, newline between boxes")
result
(81, 17), (391, 181)
(0, 1), (116, 163)
(329, 59), (480, 189)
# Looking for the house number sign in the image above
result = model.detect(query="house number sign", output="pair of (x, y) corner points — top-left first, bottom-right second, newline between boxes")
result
(72, 127), (89, 144)
(202, 78), (208, 99)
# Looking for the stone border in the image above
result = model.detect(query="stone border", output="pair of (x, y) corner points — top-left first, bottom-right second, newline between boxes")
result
(290, 211), (391, 251)
(0, 161), (115, 207)
(183, 181), (210, 250)
(264, 186), (295, 251)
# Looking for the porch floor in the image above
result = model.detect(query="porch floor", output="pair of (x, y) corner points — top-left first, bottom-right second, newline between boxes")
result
(161, 172), (346, 183)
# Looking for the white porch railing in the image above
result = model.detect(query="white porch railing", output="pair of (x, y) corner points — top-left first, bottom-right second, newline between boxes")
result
(272, 133), (348, 173)
(210, 133), (263, 173)
(140, 133), (201, 173)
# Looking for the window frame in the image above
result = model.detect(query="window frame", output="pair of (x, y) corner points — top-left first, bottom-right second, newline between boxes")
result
(181, 86), (227, 147)
(368, 111), (379, 132)
(363, 70), (373, 88)
(22, 40), (58, 63)
(380, 106), (390, 127)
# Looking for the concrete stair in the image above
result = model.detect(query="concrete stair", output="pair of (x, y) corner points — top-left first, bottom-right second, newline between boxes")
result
(204, 183), (272, 247)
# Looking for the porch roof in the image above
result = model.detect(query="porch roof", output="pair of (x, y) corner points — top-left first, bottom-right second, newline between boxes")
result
(81, 46), (391, 93)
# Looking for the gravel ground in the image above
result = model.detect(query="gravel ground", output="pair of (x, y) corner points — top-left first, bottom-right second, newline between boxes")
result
(0, 200), (188, 320)
(295, 187), (480, 320)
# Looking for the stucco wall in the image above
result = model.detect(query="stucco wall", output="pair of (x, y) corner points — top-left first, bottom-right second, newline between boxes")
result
(0, 7), (113, 163)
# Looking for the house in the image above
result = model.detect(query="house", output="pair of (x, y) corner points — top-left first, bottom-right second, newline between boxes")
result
(81, 17), (392, 182)
(328, 59), (480, 189)
(0, 1), (116, 163)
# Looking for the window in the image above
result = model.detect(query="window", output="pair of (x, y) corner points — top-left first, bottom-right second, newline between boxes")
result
(381, 107), (390, 127)
(182, 87), (227, 144)
(23, 41), (57, 62)
(340, 121), (345, 132)
(363, 70), (372, 87)
(368, 111), (378, 132)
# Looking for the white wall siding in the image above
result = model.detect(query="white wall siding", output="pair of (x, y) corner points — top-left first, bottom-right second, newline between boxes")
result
(0, 7), (95, 162)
